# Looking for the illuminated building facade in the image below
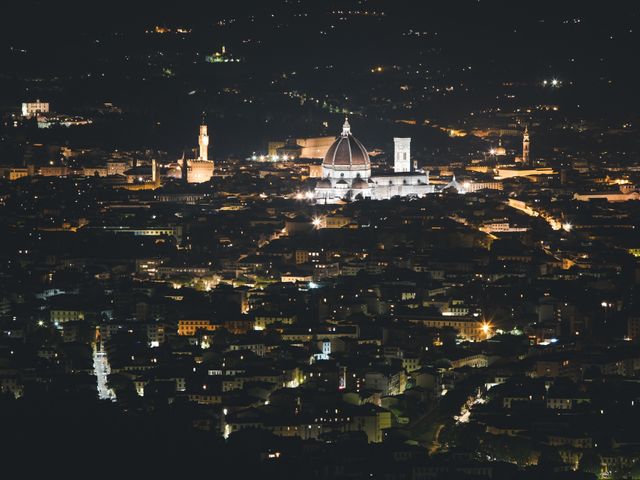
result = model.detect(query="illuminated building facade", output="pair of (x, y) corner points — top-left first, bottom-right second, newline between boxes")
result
(21, 99), (49, 118)
(314, 119), (434, 203)
(393, 137), (411, 173)
(181, 122), (214, 183)
(198, 125), (209, 161)
(177, 319), (219, 336)
(522, 126), (530, 165)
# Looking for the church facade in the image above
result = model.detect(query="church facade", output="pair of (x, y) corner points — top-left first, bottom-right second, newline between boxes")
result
(314, 119), (434, 203)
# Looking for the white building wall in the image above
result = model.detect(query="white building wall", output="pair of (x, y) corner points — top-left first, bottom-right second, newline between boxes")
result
(393, 138), (411, 173)
(22, 100), (50, 118)
(322, 166), (371, 180)
(315, 173), (434, 202)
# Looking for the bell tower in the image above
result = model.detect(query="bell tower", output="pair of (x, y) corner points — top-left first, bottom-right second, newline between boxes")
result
(394, 138), (411, 173)
(198, 124), (209, 161)
(522, 126), (530, 166)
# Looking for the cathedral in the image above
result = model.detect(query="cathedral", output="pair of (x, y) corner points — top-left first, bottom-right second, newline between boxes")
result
(314, 119), (434, 203)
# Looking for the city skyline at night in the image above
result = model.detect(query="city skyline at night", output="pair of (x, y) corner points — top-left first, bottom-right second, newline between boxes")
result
(1, 1), (640, 479)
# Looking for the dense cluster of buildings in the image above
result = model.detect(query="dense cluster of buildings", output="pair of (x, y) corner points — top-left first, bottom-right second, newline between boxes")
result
(1, 109), (640, 476)
(2, 3), (640, 476)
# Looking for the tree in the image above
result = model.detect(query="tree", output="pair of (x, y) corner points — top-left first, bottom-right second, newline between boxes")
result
(440, 422), (485, 451)
(627, 459), (640, 480)
(579, 451), (602, 476)
(538, 446), (564, 467)
(481, 434), (537, 465)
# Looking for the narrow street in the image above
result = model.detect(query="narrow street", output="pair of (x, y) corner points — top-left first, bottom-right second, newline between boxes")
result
(92, 341), (116, 401)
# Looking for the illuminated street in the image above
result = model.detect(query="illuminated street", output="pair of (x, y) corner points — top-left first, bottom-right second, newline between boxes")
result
(92, 343), (116, 401)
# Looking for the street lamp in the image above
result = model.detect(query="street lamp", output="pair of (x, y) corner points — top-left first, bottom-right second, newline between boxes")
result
(601, 301), (612, 328)
(480, 321), (492, 338)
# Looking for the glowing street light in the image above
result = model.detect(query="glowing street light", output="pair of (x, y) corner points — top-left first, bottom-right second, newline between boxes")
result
(480, 321), (492, 338)
(562, 222), (572, 232)
(312, 217), (323, 228)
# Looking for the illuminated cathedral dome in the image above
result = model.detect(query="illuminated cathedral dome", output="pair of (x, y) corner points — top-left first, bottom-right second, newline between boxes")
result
(322, 119), (371, 176)
(314, 117), (434, 203)
(493, 138), (506, 156)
